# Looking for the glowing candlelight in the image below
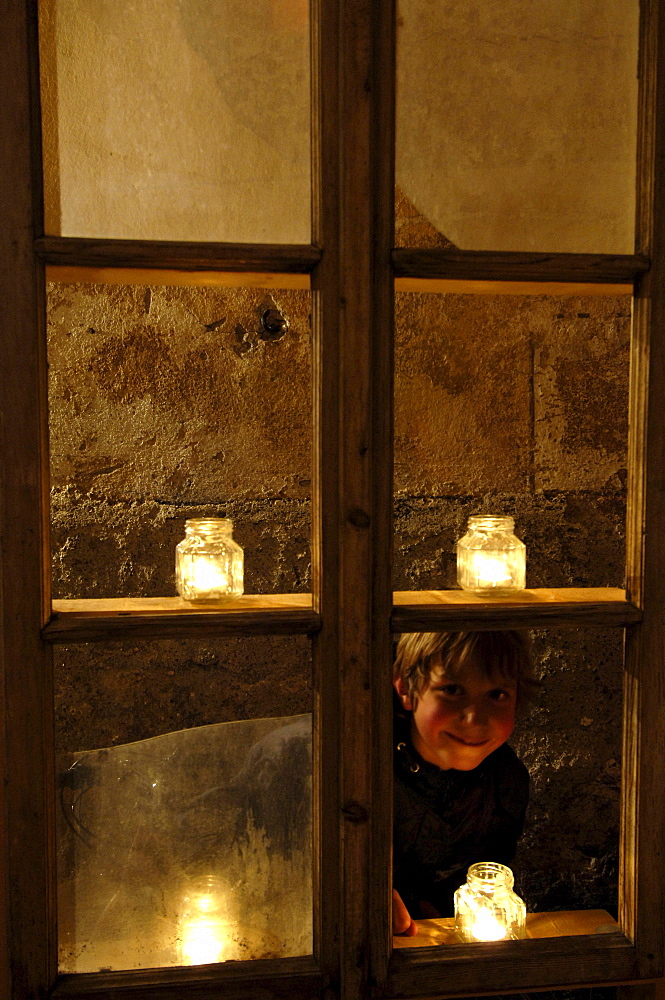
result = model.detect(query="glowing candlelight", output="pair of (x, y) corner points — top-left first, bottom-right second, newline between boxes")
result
(189, 557), (229, 593)
(471, 553), (513, 589)
(456, 516), (526, 596)
(178, 880), (229, 966)
(181, 914), (227, 965)
(454, 862), (526, 943)
(470, 906), (507, 942)
(175, 518), (243, 601)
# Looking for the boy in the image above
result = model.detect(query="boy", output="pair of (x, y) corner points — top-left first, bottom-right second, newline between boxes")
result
(392, 631), (536, 934)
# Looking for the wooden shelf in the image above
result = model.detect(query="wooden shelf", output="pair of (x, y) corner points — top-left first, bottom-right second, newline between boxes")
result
(392, 588), (642, 631)
(45, 265), (311, 291)
(393, 909), (620, 949)
(44, 595), (319, 642)
(43, 589), (640, 642)
(388, 926), (636, 999)
(392, 248), (649, 286)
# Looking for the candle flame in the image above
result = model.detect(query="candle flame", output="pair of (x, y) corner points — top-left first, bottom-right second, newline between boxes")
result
(190, 558), (229, 592)
(470, 908), (507, 942)
(473, 554), (512, 587)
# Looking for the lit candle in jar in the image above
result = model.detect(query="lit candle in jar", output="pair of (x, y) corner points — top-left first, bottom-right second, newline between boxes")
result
(456, 516), (526, 597)
(178, 879), (229, 966)
(454, 862), (526, 943)
(175, 519), (244, 601)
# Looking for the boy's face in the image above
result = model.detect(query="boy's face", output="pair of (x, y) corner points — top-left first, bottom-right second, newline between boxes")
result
(394, 658), (516, 771)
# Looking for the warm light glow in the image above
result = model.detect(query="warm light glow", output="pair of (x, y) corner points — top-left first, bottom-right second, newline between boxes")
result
(181, 916), (227, 965)
(456, 516), (526, 596)
(470, 907), (507, 942)
(179, 886), (229, 966)
(189, 557), (229, 593)
(175, 518), (244, 601)
(197, 894), (215, 913)
(454, 861), (526, 943)
(470, 553), (512, 588)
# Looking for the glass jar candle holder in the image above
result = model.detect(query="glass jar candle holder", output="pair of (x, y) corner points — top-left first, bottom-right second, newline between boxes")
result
(175, 518), (244, 601)
(177, 876), (229, 965)
(454, 862), (526, 943)
(456, 515), (526, 596)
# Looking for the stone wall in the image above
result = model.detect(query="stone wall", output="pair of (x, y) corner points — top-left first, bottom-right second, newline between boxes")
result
(48, 275), (629, 920)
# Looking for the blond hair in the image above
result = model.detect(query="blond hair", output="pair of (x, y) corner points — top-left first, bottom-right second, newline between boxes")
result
(394, 631), (538, 716)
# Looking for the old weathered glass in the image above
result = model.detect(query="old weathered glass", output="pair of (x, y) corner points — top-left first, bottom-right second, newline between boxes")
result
(57, 715), (313, 971)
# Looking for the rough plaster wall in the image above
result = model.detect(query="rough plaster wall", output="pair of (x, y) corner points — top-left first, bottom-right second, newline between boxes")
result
(49, 276), (627, 922)
(40, 0), (636, 253)
(56, 636), (311, 755)
(396, 0), (639, 252)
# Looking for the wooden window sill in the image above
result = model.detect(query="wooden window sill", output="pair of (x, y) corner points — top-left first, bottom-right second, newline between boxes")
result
(42, 589), (640, 642)
(44, 594), (319, 641)
(392, 587), (642, 630)
(393, 909), (620, 949)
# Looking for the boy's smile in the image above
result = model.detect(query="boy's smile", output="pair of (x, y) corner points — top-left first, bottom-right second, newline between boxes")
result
(394, 660), (517, 771)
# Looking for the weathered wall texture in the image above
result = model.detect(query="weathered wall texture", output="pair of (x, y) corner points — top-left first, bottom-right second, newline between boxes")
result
(48, 272), (629, 919)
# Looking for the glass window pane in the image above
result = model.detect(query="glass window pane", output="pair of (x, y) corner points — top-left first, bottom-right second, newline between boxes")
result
(396, 0), (639, 253)
(47, 279), (312, 599)
(394, 288), (630, 589)
(516, 628), (622, 917)
(39, 0), (311, 242)
(56, 636), (312, 971)
(391, 627), (622, 943)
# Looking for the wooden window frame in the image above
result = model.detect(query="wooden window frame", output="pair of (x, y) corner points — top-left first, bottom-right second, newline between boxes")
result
(1, 2), (664, 998)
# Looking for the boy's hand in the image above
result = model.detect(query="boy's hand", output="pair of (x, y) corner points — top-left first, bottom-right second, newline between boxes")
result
(392, 889), (418, 936)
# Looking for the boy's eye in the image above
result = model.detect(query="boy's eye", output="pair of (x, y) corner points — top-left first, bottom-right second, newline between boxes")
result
(437, 683), (465, 697)
(488, 688), (513, 702)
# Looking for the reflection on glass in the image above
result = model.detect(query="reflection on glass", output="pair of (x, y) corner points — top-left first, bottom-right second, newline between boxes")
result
(57, 715), (312, 971)
(396, 0), (639, 253)
(39, 0), (311, 242)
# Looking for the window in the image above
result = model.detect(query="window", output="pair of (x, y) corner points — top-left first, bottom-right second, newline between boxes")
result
(1, 3), (664, 1000)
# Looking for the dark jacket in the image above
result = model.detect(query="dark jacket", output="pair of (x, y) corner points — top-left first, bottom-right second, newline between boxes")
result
(393, 715), (529, 918)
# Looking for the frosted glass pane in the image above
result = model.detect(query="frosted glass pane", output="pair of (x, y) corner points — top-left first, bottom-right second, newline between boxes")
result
(57, 715), (312, 971)
(396, 0), (639, 253)
(39, 0), (311, 242)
